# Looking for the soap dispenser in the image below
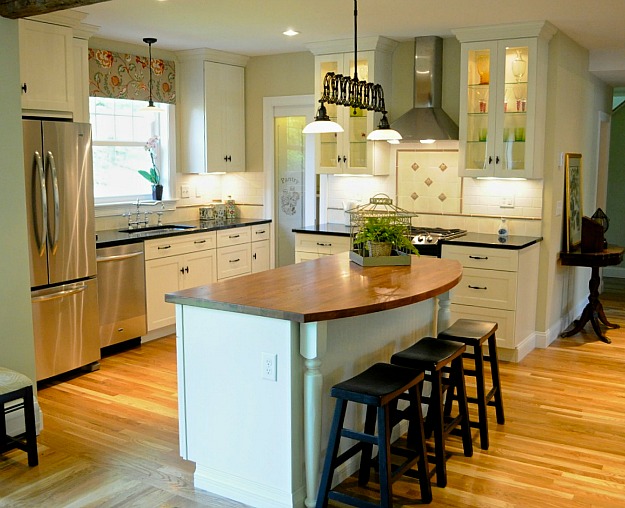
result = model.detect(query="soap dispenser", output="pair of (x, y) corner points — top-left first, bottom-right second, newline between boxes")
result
(497, 218), (509, 238)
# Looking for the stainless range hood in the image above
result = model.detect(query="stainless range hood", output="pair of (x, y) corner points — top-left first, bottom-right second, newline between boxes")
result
(391, 36), (458, 142)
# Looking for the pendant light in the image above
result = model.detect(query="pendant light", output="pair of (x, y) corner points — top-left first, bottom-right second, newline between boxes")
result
(140, 37), (164, 113)
(303, 0), (400, 141)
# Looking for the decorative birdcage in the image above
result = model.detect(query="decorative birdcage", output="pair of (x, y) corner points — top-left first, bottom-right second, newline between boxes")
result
(347, 194), (418, 266)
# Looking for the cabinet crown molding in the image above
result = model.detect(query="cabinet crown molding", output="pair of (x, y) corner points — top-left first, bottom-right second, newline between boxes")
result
(306, 35), (398, 56)
(175, 48), (249, 67)
(453, 21), (557, 44)
(27, 10), (99, 39)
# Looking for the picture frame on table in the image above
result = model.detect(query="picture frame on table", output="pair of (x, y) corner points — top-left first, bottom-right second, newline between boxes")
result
(564, 153), (583, 251)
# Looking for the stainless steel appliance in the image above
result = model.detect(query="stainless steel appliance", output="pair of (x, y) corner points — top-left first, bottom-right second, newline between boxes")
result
(96, 244), (147, 348)
(23, 119), (100, 381)
(408, 227), (467, 257)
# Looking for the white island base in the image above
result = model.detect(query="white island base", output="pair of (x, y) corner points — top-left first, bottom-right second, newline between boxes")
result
(176, 296), (450, 508)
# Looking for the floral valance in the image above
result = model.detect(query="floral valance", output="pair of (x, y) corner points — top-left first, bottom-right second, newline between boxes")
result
(89, 48), (176, 104)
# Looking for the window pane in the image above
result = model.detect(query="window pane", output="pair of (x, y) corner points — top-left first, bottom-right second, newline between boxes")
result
(93, 145), (154, 198)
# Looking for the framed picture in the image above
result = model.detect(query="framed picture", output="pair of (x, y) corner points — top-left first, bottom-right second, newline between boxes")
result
(564, 153), (583, 251)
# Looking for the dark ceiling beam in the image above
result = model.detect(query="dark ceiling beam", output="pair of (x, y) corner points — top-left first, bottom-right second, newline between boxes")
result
(0, 0), (109, 19)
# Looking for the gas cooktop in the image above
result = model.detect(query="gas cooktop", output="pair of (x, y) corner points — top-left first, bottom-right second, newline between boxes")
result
(407, 227), (467, 257)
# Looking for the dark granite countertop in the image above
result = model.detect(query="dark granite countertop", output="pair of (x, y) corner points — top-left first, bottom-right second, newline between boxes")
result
(292, 223), (350, 237)
(440, 232), (542, 250)
(96, 218), (272, 249)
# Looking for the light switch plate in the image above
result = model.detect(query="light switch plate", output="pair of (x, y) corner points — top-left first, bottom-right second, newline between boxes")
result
(181, 185), (190, 198)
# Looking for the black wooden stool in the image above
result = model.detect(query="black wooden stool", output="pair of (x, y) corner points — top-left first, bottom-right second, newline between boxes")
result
(316, 363), (432, 508)
(1, 367), (38, 467)
(438, 319), (504, 450)
(390, 338), (473, 488)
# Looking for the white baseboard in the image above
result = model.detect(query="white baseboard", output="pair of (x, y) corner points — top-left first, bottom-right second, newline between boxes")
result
(536, 297), (587, 349)
(603, 266), (625, 278)
(194, 464), (305, 508)
(141, 324), (176, 343)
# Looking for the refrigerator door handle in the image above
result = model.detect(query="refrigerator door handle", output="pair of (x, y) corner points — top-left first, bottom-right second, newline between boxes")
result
(46, 151), (60, 254)
(31, 283), (88, 303)
(34, 151), (48, 256)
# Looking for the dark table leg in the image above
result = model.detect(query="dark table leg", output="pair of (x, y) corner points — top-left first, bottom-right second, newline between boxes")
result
(560, 266), (618, 344)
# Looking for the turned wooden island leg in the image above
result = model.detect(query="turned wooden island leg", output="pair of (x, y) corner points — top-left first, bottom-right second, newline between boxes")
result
(300, 321), (327, 508)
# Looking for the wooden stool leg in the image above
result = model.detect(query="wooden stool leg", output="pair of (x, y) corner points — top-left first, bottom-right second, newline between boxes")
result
(406, 385), (432, 504)
(377, 405), (392, 508)
(316, 399), (347, 508)
(487, 334), (505, 424)
(358, 405), (377, 486)
(429, 372), (447, 488)
(473, 345), (489, 450)
(23, 386), (38, 467)
(452, 357), (473, 458)
(0, 398), (6, 449)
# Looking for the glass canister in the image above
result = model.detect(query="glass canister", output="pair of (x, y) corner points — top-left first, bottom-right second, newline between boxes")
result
(199, 205), (215, 220)
(225, 196), (236, 219)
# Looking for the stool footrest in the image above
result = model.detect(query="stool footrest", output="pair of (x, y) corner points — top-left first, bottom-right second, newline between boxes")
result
(341, 428), (377, 445)
(329, 490), (380, 508)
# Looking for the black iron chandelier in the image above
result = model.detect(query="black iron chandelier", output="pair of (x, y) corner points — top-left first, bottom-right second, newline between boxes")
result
(302, 0), (401, 141)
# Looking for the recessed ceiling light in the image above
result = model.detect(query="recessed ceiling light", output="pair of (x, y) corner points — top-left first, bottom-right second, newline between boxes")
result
(283, 29), (299, 37)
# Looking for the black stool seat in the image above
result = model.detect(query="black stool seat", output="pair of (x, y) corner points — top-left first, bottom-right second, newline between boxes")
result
(438, 319), (504, 450)
(317, 363), (432, 508)
(1, 367), (38, 467)
(391, 338), (473, 488)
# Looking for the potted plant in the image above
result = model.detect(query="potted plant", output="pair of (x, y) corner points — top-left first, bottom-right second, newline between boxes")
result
(138, 136), (163, 200)
(353, 216), (419, 257)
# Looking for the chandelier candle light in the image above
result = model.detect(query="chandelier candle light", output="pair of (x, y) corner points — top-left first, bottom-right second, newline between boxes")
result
(302, 0), (401, 141)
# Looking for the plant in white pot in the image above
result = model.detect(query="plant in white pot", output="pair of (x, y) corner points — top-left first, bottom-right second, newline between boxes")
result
(353, 216), (419, 257)
(138, 136), (162, 200)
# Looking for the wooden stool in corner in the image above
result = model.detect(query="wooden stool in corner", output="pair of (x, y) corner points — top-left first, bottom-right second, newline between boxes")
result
(316, 362), (432, 508)
(0, 367), (38, 467)
(390, 338), (473, 488)
(438, 319), (504, 450)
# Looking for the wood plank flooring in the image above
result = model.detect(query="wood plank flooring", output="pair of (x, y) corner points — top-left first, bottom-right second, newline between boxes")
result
(2, 278), (625, 507)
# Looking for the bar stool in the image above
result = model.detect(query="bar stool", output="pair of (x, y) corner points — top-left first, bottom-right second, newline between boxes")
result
(438, 319), (504, 450)
(390, 338), (472, 488)
(1, 367), (38, 467)
(316, 363), (432, 508)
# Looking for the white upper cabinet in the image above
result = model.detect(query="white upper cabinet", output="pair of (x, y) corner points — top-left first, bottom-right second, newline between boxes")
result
(454, 22), (556, 179)
(177, 49), (249, 174)
(307, 37), (396, 176)
(19, 19), (74, 115)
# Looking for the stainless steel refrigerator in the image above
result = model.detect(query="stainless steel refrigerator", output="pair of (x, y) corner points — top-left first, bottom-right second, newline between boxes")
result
(23, 119), (100, 381)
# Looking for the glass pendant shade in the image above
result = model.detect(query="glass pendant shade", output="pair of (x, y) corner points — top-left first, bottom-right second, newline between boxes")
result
(303, 101), (343, 134)
(367, 113), (402, 141)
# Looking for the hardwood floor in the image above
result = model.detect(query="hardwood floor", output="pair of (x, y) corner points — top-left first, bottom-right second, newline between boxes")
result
(2, 278), (625, 507)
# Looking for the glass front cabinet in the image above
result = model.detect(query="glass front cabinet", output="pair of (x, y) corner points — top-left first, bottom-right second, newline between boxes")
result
(455, 22), (556, 178)
(308, 37), (397, 175)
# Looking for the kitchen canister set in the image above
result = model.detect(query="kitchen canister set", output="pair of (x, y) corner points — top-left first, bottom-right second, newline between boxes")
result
(200, 197), (236, 221)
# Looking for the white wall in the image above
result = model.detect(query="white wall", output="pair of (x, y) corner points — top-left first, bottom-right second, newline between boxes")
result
(0, 18), (37, 380)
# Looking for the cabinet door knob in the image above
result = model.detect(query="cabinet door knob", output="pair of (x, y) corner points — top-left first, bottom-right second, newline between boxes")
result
(488, 156), (493, 164)
(342, 155), (347, 163)
(496, 156), (500, 164)
(21, 83), (27, 94)
(224, 155), (232, 162)
(253, 253), (257, 259)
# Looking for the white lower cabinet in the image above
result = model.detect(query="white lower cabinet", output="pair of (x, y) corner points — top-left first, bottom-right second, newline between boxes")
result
(294, 233), (351, 263)
(145, 232), (217, 331)
(441, 242), (539, 362)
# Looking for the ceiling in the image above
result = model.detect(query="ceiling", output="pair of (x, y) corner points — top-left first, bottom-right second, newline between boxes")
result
(75, 0), (625, 85)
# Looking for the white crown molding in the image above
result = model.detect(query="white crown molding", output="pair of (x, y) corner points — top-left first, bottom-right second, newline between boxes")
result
(453, 21), (557, 44)
(306, 35), (398, 56)
(175, 48), (249, 67)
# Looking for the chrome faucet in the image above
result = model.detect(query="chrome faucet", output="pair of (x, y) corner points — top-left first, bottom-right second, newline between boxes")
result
(123, 199), (151, 229)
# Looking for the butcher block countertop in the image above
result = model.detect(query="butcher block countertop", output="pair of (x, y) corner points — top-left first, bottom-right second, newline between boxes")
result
(166, 252), (462, 323)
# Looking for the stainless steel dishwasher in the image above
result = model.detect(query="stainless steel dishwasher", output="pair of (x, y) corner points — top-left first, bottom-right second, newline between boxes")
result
(96, 243), (147, 348)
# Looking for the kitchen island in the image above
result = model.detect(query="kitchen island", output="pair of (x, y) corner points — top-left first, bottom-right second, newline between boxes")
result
(166, 253), (462, 508)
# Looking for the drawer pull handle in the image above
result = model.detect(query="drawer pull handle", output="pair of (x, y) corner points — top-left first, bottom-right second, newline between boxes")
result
(468, 285), (488, 290)
(469, 255), (488, 260)
(194, 239), (207, 244)
(229, 258), (240, 263)
(158, 245), (172, 250)
(317, 242), (332, 247)
(256, 230), (266, 235)
(229, 234), (240, 239)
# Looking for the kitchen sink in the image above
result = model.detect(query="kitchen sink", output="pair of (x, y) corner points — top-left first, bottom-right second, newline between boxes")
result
(118, 224), (196, 234)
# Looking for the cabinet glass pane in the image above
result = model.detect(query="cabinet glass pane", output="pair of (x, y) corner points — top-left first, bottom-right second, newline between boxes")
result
(465, 49), (491, 171)
(503, 45), (529, 172)
(319, 61), (339, 169)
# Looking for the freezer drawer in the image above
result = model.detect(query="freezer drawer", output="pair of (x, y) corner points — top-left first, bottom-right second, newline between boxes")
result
(97, 244), (147, 348)
(31, 278), (100, 381)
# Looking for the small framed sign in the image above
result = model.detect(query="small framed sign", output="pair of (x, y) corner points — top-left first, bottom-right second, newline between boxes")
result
(564, 153), (583, 251)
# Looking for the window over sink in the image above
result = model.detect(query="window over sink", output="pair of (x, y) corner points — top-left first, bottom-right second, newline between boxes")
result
(89, 97), (175, 204)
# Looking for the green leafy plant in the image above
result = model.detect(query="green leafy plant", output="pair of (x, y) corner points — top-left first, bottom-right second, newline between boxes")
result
(138, 136), (161, 185)
(353, 216), (419, 255)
